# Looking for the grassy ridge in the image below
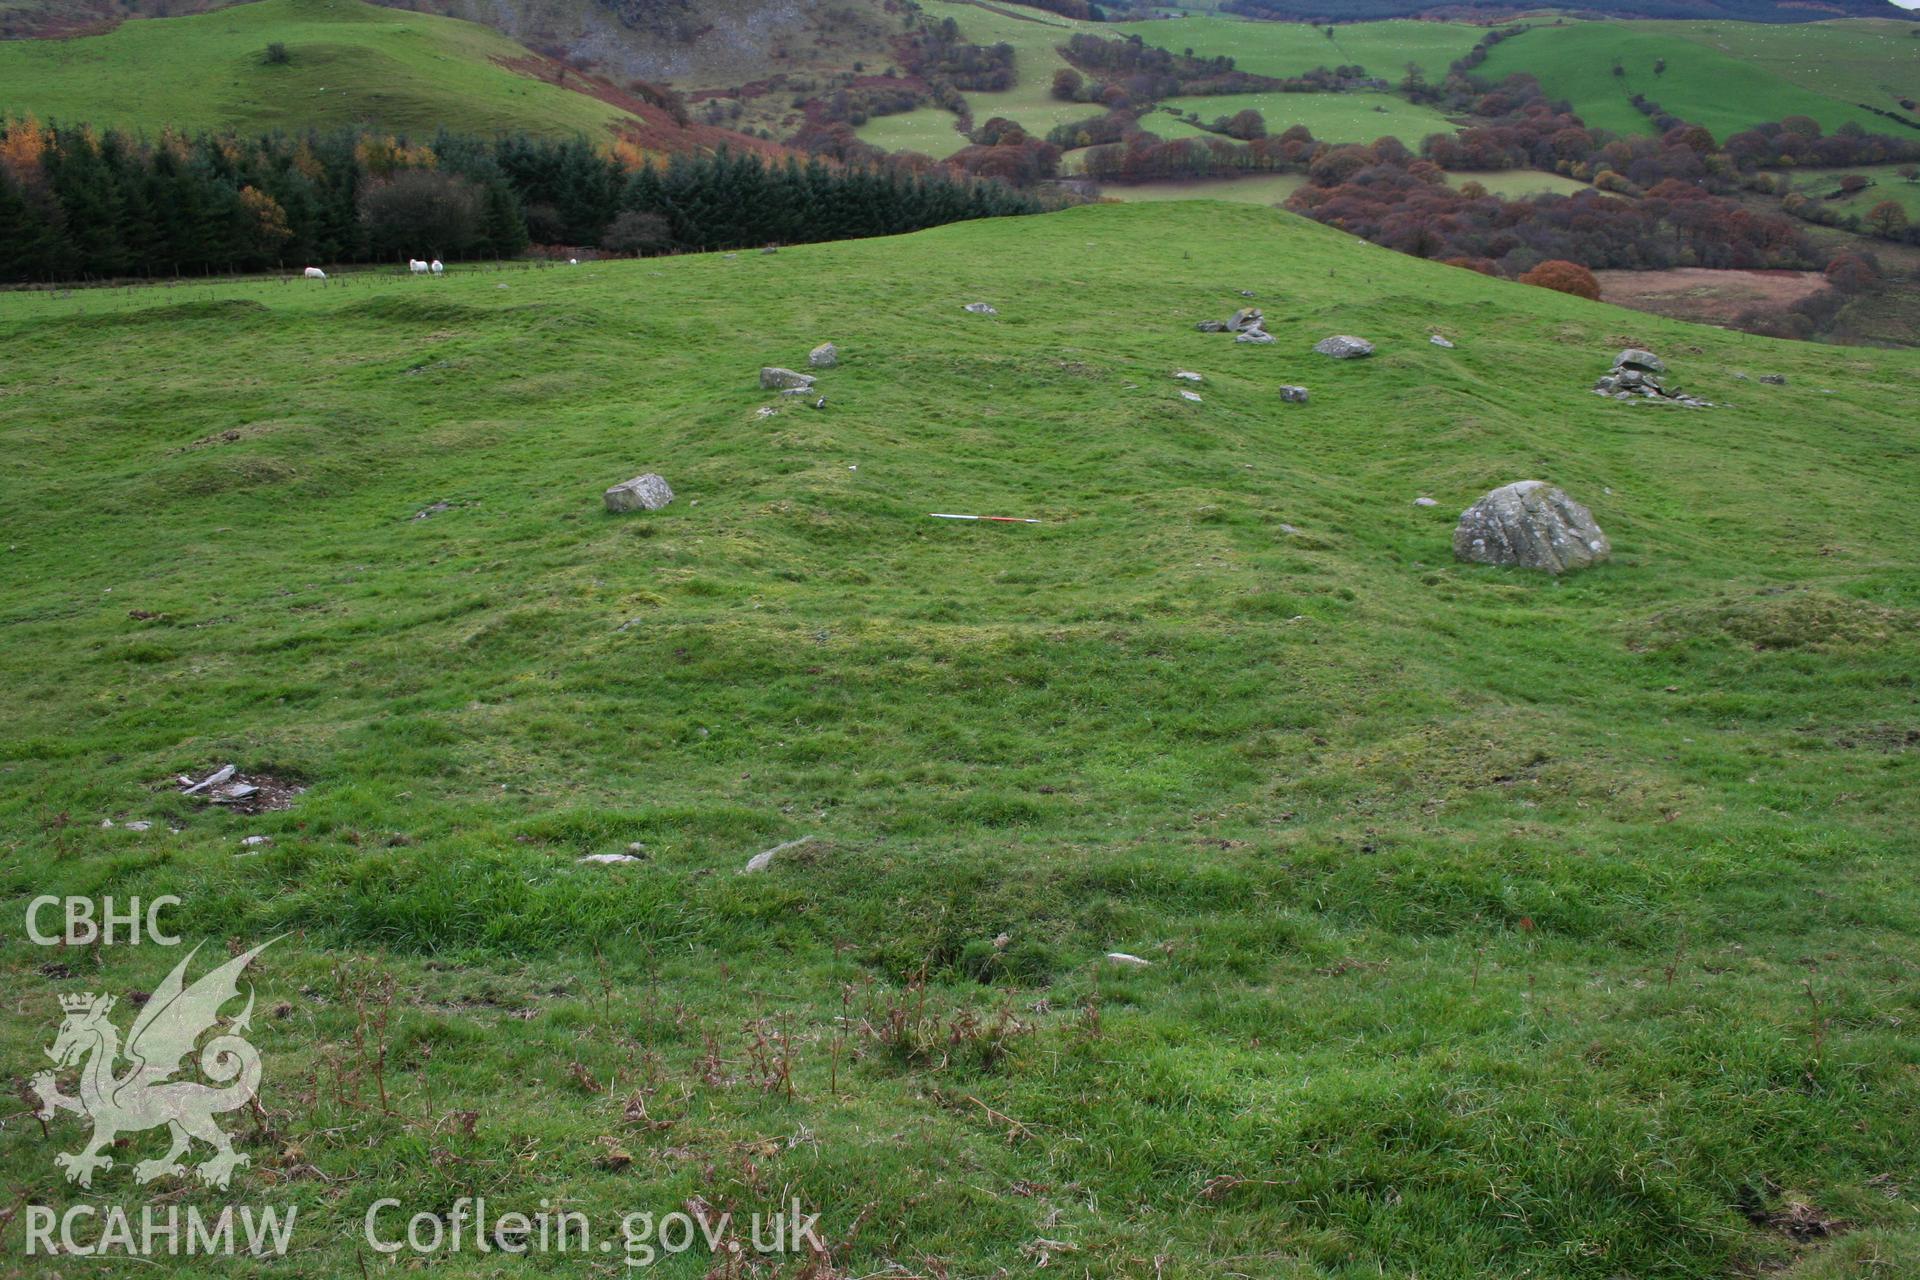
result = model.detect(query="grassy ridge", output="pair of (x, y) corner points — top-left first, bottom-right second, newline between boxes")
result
(1477, 22), (1897, 140)
(0, 0), (640, 137)
(2, 202), (1919, 1276)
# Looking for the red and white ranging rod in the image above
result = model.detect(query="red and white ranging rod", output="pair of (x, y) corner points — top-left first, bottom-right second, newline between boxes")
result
(929, 513), (1042, 524)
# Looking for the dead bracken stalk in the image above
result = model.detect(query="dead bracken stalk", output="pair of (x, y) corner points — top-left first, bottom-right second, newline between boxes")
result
(860, 978), (1032, 1072)
(1665, 926), (1688, 989)
(1803, 980), (1827, 1087)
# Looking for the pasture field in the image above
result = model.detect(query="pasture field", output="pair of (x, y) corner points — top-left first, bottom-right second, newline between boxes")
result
(1117, 13), (1485, 81)
(4, 200), (1920, 1278)
(1648, 18), (1920, 120)
(1089, 170), (1310, 201)
(0, 0), (641, 137)
(1477, 21), (1896, 141)
(1091, 170), (1584, 203)
(1455, 169), (1592, 196)
(918, 0), (1102, 138)
(1161, 88), (1457, 143)
(854, 104), (968, 157)
(1787, 164), (1920, 222)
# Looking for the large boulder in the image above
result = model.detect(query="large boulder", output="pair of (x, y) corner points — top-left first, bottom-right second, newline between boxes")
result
(1314, 335), (1375, 359)
(1229, 307), (1264, 332)
(1615, 348), (1665, 374)
(1235, 329), (1276, 344)
(808, 342), (838, 369)
(963, 302), (998, 315)
(1452, 480), (1610, 574)
(604, 473), (674, 513)
(1194, 320), (1229, 333)
(1279, 385), (1309, 403)
(760, 366), (814, 390)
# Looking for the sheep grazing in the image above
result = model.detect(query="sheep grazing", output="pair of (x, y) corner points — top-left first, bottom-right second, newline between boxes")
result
(429, 259), (444, 275)
(568, 258), (579, 265)
(408, 259), (429, 274)
(303, 267), (326, 280)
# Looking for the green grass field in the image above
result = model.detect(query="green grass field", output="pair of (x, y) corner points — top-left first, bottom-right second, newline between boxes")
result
(1454, 169), (1592, 197)
(915, 3), (1470, 150)
(1088, 170), (1585, 204)
(1117, 14), (1485, 82)
(1650, 18), (1920, 119)
(4, 201), (1920, 1277)
(0, 0), (640, 137)
(1091, 171), (1309, 201)
(1161, 89), (1458, 144)
(918, 0), (1102, 138)
(1478, 21), (1897, 141)
(1790, 164), (1920, 222)
(854, 104), (968, 157)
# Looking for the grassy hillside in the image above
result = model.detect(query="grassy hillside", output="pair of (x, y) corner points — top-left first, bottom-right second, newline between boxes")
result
(1789, 163), (1920, 220)
(1117, 13), (1485, 81)
(1651, 17), (1920, 119)
(1478, 21), (1899, 140)
(919, 0), (1105, 138)
(4, 201), (1920, 1277)
(1089, 169), (1587, 203)
(1160, 88), (1457, 143)
(0, 0), (644, 137)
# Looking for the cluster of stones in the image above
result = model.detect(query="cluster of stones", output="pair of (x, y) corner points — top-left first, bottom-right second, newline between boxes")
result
(1594, 348), (1710, 407)
(1195, 307), (1275, 344)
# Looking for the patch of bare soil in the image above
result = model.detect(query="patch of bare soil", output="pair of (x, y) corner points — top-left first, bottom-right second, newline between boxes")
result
(163, 764), (305, 814)
(1594, 268), (1832, 326)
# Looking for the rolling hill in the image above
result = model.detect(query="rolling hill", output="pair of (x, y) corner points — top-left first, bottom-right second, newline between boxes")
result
(3, 199), (1919, 1278)
(1476, 20), (1908, 140)
(0, 0), (677, 138)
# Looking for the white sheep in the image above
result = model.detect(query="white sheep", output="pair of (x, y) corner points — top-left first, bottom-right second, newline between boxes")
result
(303, 267), (326, 280)
(430, 259), (444, 275)
(568, 258), (579, 265)
(408, 259), (429, 274)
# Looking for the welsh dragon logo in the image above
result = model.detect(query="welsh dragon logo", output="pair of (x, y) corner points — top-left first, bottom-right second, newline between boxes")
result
(31, 940), (273, 1190)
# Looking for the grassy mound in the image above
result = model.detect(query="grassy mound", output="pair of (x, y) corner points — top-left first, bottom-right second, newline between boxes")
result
(3, 202), (1918, 1276)
(0, 0), (644, 137)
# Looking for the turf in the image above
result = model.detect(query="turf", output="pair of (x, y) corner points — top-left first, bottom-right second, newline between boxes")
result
(1452, 169), (1592, 196)
(0, 0), (640, 137)
(1160, 88), (1458, 143)
(854, 104), (969, 157)
(1477, 21), (1899, 141)
(1089, 171), (1310, 201)
(1789, 164), (1920, 222)
(1649, 18), (1920, 120)
(918, 0), (1103, 138)
(3, 200), (1920, 1277)
(1116, 13), (1486, 82)
(1084, 171), (1586, 203)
